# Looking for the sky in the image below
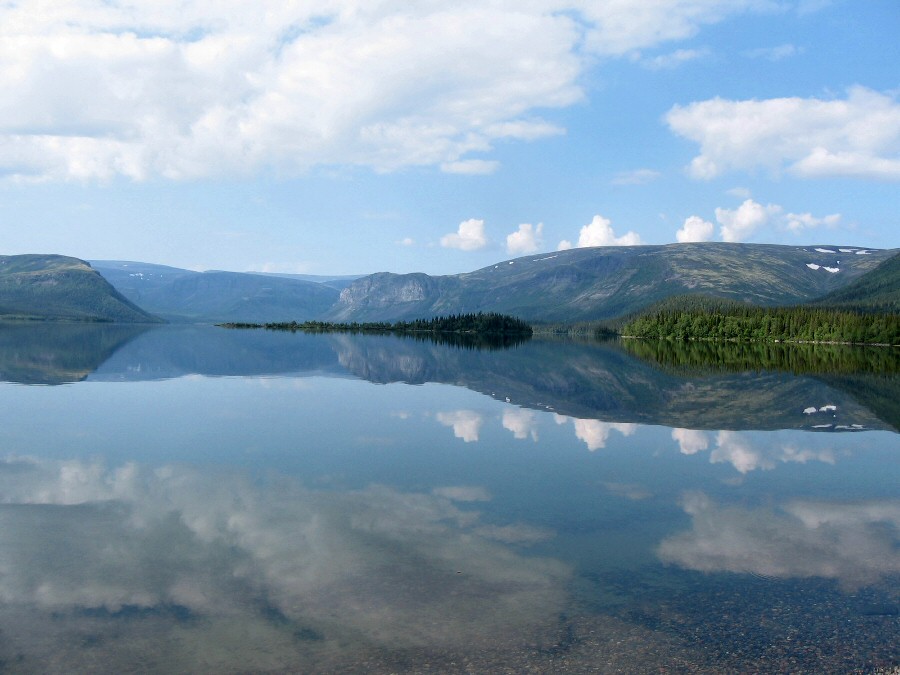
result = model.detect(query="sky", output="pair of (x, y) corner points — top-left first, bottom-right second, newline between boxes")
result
(0, 0), (898, 275)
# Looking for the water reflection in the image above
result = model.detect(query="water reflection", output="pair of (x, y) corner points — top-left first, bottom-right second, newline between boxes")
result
(2, 323), (896, 432)
(0, 326), (897, 671)
(671, 429), (841, 473)
(436, 410), (485, 442)
(502, 409), (539, 441)
(0, 322), (149, 384)
(559, 417), (638, 452)
(659, 492), (900, 589)
(0, 455), (569, 671)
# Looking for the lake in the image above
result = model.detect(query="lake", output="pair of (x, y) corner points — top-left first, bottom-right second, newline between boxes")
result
(0, 324), (897, 673)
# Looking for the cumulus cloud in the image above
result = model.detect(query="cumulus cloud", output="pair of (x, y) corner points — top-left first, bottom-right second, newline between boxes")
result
(0, 1), (781, 182)
(698, 198), (842, 242)
(658, 492), (900, 589)
(558, 214), (641, 250)
(675, 215), (715, 243)
(667, 86), (900, 181)
(715, 198), (781, 242)
(506, 223), (544, 256)
(440, 219), (488, 251)
(783, 212), (841, 232)
(436, 410), (485, 442)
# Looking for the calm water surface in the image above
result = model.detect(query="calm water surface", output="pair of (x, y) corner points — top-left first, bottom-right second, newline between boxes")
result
(0, 324), (897, 673)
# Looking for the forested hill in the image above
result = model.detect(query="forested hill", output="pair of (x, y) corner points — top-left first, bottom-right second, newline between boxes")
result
(329, 243), (895, 323)
(617, 252), (900, 345)
(0, 255), (161, 323)
(807, 251), (900, 312)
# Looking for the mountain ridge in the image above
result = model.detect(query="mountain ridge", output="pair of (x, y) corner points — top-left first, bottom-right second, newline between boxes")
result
(0, 254), (161, 323)
(328, 242), (896, 322)
(4, 244), (896, 324)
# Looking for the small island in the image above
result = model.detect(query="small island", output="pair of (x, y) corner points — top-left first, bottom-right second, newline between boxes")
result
(220, 312), (533, 337)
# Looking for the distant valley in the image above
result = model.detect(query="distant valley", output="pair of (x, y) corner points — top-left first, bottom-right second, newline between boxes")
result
(89, 261), (351, 324)
(0, 243), (896, 325)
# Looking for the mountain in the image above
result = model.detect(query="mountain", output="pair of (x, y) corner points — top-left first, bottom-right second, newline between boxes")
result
(807, 251), (900, 312)
(255, 272), (363, 291)
(91, 261), (341, 323)
(328, 243), (896, 323)
(0, 255), (161, 323)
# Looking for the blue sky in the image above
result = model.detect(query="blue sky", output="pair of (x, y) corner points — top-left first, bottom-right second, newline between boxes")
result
(0, 0), (897, 275)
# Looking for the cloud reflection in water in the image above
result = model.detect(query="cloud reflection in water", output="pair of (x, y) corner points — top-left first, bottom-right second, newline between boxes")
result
(671, 428), (839, 473)
(0, 456), (569, 668)
(658, 492), (900, 589)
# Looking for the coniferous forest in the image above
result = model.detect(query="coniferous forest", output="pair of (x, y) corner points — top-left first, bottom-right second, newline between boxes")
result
(222, 312), (534, 337)
(620, 300), (899, 345)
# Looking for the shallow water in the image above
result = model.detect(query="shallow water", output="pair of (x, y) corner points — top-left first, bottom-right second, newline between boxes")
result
(0, 325), (897, 673)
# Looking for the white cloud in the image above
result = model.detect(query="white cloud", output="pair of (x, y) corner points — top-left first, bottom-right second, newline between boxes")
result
(578, 0), (772, 56)
(658, 492), (900, 589)
(667, 86), (900, 181)
(502, 409), (539, 441)
(705, 198), (842, 241)
(675, 215), (715, 243)
(641, 47), (709, 70)
(0, 1), (784, 183)
(560, 214), (641, 250)
(397, 237), (415, 247)
(783, 212), (841, 232)
(506, 223), (544, 256)
(611, 168), (661, 185)
(557, 240), (574, 251)
(715, 198), (781, 242)
(743, 43), (800, 61)
(440, 159), (501, 175)
(440, 219), (488, 251)
(436, 410), (485, 442)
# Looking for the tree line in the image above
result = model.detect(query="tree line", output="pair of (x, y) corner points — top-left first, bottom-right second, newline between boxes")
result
(620, 301), (899, 346)
(221, 312), (533, 336)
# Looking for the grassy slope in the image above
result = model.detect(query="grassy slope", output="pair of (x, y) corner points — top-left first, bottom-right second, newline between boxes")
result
(806, 251), (900, 312)
(330, 243), (895, 322)
(0, 255), (161, 323)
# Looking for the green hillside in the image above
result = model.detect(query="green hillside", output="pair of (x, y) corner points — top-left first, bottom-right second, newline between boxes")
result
(806, 251), (900, 312)
(329, 243), (895, 322)
(0, 255), (162, 323)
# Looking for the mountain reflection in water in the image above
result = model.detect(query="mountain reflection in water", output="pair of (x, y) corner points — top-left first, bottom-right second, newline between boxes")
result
(0, 323), (897, 672)
(0, 323), (894, 431)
